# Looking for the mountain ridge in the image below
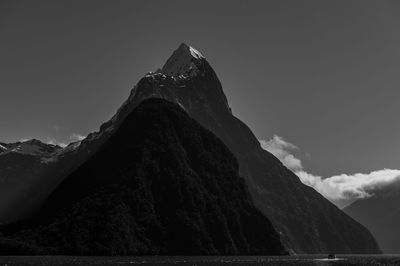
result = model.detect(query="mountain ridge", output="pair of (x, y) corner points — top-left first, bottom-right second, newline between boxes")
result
(0, 139), (63, 224)
(0, 98), (286, 255)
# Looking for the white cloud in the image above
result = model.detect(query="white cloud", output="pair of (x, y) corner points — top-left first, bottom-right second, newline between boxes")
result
(296, 170), (400, 208)
(45, 138), (67, 148)
(260, 135), (400, 208)
(46, 133), (86, 148)
(69, 133), (85, 142)
(44, 133), (85, 148)
(260, 135), (303, 171)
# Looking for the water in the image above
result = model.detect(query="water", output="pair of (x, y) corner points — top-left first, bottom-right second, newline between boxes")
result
(0, 255), (399, 266)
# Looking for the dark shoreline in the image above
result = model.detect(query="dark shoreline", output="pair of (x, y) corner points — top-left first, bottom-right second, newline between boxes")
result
(0, 254), (398, 266)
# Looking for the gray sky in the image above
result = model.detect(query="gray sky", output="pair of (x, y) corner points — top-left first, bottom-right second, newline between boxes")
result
(1, 0), (400, 190)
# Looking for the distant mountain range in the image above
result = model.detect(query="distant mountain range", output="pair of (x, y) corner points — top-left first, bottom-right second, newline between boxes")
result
(0, 139), (62, 222)
(344, 188), (400, 253)
(0, 43), (380, 254)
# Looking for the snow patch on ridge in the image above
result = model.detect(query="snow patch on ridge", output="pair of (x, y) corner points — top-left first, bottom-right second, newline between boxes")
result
(0, 139), (61, 164)
(189, 46), (204, 59)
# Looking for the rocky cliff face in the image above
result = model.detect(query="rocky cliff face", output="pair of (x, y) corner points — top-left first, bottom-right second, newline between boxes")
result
(0, 99), (286, 256)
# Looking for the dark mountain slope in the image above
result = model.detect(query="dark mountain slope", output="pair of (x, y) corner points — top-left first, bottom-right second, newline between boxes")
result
(344, 190), (400, 253)
(95, 43), (380, 254)
(0, 99), (285, 256)
(0, 140), (62, 223)
(0, 116), (124, 224)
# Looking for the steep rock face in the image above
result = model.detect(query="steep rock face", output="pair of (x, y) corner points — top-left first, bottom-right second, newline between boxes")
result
(344, 190), (400, 253)
(96, 43), (380, 254)
(1, 99), (286, 256)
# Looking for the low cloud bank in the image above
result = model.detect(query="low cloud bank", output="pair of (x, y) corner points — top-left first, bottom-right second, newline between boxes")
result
(46, 133), (86, 148)
(296, 169), (400, 208)
(260, 135), (303, 172)
(260, 135), (400, 208)
(69, 133), (85, 142)
(45, 138), (67, 148)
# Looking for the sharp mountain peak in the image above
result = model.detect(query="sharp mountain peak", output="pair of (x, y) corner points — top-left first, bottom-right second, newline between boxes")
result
(161, 43), (205, 77)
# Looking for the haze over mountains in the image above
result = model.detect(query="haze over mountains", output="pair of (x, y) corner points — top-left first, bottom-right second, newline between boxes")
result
(0, 44), (380, 255)
(344, 187), (400, 253)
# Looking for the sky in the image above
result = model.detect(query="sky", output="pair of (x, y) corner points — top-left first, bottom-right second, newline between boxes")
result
(1, 0), (400, 207)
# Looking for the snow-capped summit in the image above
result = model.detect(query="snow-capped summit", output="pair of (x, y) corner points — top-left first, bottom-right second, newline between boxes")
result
(161, 43), (204, 77)
(0, 139), (61, 158)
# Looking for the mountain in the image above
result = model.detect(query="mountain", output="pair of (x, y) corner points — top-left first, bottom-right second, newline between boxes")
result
(0, 43), (380, 254)
(0, 99), (286, 256)
(344, 189), (400, 253)
(0, 140), (62, 223)
(91, 43), (379, 254)
(0, 123), (121, 224)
